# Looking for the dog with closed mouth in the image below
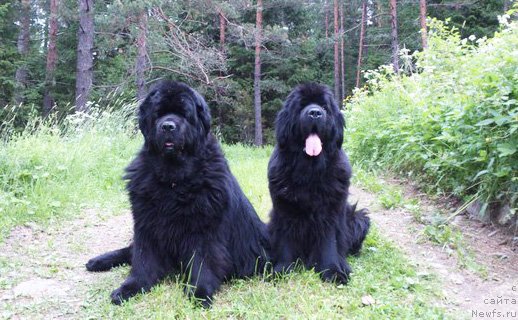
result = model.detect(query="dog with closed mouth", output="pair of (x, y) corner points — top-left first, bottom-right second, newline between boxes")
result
(85, 81), (269, 306)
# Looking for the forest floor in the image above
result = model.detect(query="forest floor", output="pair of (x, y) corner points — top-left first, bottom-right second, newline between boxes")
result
(0, 177), (516, 319)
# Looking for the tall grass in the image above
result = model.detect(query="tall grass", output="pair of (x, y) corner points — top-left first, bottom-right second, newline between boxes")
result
(0, 97), (141, 241)
(345, 19), (517, 223)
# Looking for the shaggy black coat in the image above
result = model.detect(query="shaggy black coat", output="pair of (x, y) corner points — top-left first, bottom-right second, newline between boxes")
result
(86, 81), (269, 306)
(267, 83), (370, 284)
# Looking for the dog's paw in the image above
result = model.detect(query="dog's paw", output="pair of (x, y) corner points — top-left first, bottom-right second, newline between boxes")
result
(110, 282), (141, 305)
(273, 262), (295, 275)
(85, 257), (110, 272)
(321, 268), (350, 285)
(110, 287), (127, 305)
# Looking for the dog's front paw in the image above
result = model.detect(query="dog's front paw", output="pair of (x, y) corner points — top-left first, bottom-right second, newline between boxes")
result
(86, 257), (110, 272)
(273, 262), (296, 275)
(320, 267), (350, 285)
(110, 281), (142, 305)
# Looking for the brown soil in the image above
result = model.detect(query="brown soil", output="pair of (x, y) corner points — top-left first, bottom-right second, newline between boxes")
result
(349, 185), (518, 319)
(0, 186), (516, 319)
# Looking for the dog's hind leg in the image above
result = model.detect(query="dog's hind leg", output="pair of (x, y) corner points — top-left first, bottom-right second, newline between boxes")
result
(86, 244), (133, 272)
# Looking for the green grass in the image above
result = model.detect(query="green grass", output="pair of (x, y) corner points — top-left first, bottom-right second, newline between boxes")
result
(0, 108), (140, 241)
(78, 228), (446, 319)
(0, 108), (450, 318)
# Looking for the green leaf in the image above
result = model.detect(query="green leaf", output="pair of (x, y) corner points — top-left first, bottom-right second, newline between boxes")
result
(497, 143), (516, 157)
(475, 119), (494, 126)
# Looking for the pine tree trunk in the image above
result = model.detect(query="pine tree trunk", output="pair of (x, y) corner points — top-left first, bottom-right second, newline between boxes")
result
(253, 0), (263, 146)
(389, 0), (400, 73)
(375, 0), (383, 27)
(135, 8), (148, 101)
(219, 10), (226, 51)
(356, 0), (366, 88)
(419, 0), (428, 49)
(75, 0), (94, 112)
(333, 0), (339, 101)
(324, 0), (329, 40)
(339, 1), (345, 103)
(14, 0), (30, 105)
(43, 0), (58, 116)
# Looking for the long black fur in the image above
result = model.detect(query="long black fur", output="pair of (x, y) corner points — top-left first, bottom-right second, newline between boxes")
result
(267, 83), (370, 284)
(86, 81), (269, 306)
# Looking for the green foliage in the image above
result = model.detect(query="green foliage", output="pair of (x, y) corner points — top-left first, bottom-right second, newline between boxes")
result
(0, 98), (140, 241)
(379, 188), (405, 209)
(0, 2), (17, 107)
(345, 19), (518, 221)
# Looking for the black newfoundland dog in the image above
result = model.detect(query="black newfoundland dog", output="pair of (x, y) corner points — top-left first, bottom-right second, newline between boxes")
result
(86, 81), (269, 306)
(267, 83), (370, 284)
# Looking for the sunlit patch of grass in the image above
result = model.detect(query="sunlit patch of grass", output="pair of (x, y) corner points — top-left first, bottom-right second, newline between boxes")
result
(79, 228), (447, 319)
(0, 105), (140, 241)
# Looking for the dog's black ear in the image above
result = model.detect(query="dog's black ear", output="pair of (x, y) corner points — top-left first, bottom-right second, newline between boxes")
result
(275, 107), (293, 149)
(138, 90), (158, 140)
(190, 89), (211, 134)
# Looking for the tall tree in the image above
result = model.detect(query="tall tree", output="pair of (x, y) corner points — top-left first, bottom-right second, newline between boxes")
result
(333, 0), (339, 101)
(356, 0), (366, 88)
(389, 0), (400, 73)
(14, 0), (31, 105)
(218, 8), (226, 51)
(339, 0), (344, 103)
(419, 0), (428, 49)
(324, 0), (329, 40)
(253, 0), (263, 146)
(75, 0), (94, 112)
(43, 0), (59, 115)
(135, 7), (148, 101)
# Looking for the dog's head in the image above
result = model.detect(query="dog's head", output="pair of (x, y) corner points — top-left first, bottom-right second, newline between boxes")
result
(138, 81), (211, 156)
(275, 83), (344, 156)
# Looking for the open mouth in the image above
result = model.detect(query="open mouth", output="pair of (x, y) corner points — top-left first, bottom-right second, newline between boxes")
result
(304, 133), (322, 157)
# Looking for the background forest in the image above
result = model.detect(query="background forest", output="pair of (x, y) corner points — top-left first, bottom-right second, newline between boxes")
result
(0, 0), (512, 144)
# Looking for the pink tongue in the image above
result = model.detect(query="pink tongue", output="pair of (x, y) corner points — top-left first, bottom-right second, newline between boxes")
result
(305, 134), (322, 156)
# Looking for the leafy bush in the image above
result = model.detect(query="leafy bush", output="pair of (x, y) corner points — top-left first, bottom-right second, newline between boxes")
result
(345, 18), (517, 223)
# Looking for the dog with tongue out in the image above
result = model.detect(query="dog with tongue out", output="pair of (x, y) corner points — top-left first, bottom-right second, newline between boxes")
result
(267, 83), (370, 285)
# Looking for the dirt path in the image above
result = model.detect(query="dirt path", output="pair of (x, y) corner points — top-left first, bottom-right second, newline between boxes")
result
(349, 186), (518, 319)
(0, 210), (133, 319)
(0, 187), (516, 319)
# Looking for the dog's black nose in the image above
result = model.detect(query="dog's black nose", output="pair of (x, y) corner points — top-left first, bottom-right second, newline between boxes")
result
(308, 107), (323, 119)
(161, 121), (176, 132)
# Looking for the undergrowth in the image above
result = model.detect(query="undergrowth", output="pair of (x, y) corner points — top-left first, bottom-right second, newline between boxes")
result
(0, 99), (140, 241)
(345, 18), (518, 223)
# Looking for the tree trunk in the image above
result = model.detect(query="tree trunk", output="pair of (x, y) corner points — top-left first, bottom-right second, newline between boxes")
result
(43, 0), (58, 116)
(253, 0), (263, 146)
(324, 0), (329, 40)
(339, 0), (345, 103)
(419, 0), (428, 49)
(14, 0), (30, 105)
(389, 0), (400, 73)
(356, 0), (367, 88)
(333, 0), (339, 102)
(219, 9), (226, 51)
(135, 8), (148, 101)
(375, 0), (383, 27)
(75, 0), (94, 112)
